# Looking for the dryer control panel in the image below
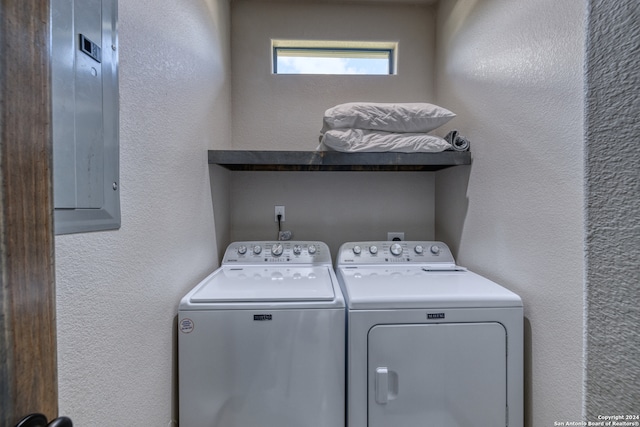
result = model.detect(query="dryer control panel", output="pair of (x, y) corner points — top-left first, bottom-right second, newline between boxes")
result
(337, 241), (456, 266)
(223, 241), (332, 265)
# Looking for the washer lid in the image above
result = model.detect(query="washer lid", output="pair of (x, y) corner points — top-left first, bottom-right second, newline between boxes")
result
(190, 266), (336, 303)
(338, 266), (522, 309)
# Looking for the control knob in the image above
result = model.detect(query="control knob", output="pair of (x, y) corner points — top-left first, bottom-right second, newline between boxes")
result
(430, 245), (441, 255)
(271, 243), (283, 257)
(390, 243), (403, 256)
(369, 245), (378, 255)
(293, 245), (302, 255)
(237, 245), (247, 255)
(353, 245), (362, 255)
(308, 244), (317, 255)
(253, 245), (262, 255)
(414, 245), (424, 254)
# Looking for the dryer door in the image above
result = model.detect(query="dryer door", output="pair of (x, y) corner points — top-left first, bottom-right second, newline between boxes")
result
(368, 322), (507, 427)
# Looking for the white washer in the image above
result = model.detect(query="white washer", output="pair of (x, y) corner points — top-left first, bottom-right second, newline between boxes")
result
(179, 241), (345, 427)
(336, 241), (523, 427)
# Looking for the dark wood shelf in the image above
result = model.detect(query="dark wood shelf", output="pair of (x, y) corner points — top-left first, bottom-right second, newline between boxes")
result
(208, 150), (471, 171)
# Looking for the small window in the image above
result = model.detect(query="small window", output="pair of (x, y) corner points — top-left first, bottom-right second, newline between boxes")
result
(272, 40), (397, 75)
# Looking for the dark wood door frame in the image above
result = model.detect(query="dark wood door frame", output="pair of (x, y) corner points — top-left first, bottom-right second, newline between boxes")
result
(1, 1), (58, 425)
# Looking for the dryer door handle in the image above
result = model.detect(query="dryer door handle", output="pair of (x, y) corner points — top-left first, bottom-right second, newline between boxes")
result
(375, 367), (389, 404)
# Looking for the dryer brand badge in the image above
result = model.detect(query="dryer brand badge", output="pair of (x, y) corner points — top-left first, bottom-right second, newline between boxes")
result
(427, 313), (445, 319)
(254, 314), (273, 321)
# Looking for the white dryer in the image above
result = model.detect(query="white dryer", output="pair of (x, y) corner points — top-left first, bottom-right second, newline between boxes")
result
(179, 241), (345, 427)
(336, 241), (523, 427)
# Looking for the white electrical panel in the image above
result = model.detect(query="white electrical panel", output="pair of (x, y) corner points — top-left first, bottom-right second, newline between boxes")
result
(52, 0), (119, 234)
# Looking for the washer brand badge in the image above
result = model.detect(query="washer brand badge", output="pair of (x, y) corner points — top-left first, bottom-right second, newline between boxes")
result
(254, 314), (272, 321)
(427, 313), (445, 319)
(180, 318), (194, 334)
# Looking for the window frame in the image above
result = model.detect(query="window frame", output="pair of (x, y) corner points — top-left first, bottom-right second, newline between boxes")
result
(271, 40), (398, 76)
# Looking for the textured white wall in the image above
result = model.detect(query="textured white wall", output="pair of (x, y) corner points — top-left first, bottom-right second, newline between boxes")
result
(230, 171), (436, 256)
(227, 1), (440, 251)
(584, 0), (640, 415)
(54, 0), (231, 425)
(434, 1), (586, 425)
(231, 0), (437, 150)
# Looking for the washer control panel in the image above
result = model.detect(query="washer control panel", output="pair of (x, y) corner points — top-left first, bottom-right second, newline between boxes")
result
(223, 241), (331, 265)
(337, 241), (456, 265)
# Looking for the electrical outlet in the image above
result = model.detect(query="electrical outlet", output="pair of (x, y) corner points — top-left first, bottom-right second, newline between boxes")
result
(387, 232), (404, 241)
(275, 205), (285, 222)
